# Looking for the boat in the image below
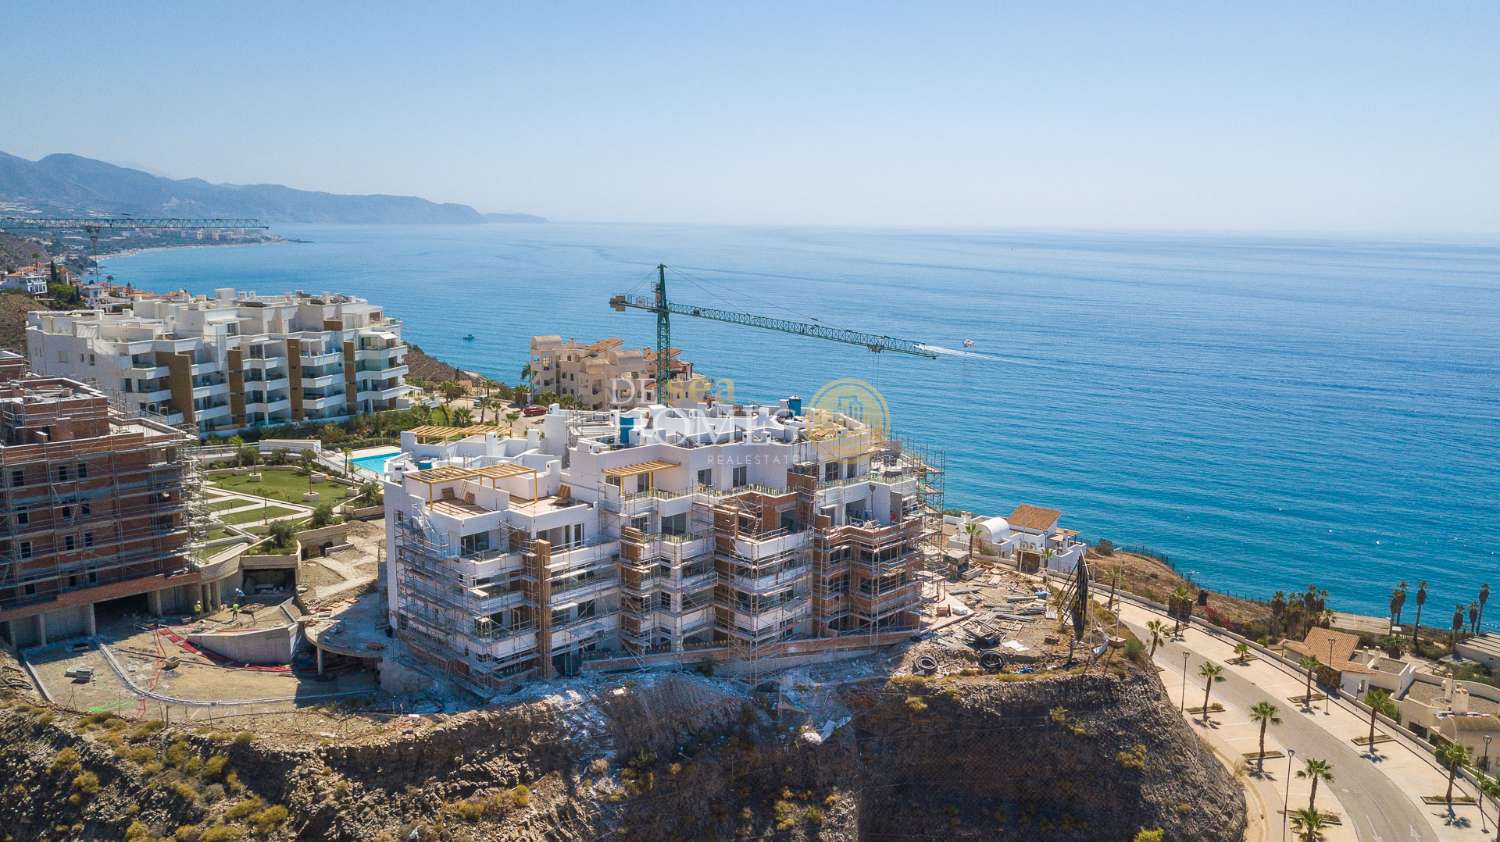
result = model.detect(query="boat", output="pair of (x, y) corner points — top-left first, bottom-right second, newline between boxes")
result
(462, 334), (475, 341)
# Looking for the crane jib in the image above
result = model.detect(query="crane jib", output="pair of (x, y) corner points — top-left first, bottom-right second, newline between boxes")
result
(610, 289), (936, 360)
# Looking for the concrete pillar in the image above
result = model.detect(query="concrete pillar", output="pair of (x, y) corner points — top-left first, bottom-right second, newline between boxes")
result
(35, 613), (47, 647)
(1, 619), (10, 645)
(148, 589), (163, 617)
(85, 603), (96, 638)
(316, 646), (324, 676)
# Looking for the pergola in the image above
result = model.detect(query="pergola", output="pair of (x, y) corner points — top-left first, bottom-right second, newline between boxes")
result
(601, 459), (679, 491)
(406, 462), (540, 503)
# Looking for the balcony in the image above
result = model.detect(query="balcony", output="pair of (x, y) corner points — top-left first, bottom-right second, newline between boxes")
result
(732, 529), (810, 561)
(301, 373), (341, 389)
(299, 350), (342, 366)
(551, 572), (617, 603)
(358, 383), (410, 401)
(717, 597), (810, 633)
(725, 563), (810, 594)
(550, 614), (617, 648)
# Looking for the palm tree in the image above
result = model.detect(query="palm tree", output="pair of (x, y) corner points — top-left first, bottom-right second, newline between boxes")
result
(1476, 772), (1500, 842)
(1453, 604), (1467, 652)
(1364, 689), (1397, 757)
(1414, 580), (1428, 647)
(1296, 758), (1334, 812)
(1271, 591), (1287, 638)
(1145, 620), (1168, 658)
(1391, 582), (1408, 632)
(1232, 642), (1251, 664)
(1290, 806), (1328, 842)
(1481, 583), (1491, 633)
(1248, 701), (1280, 774)
(1299, 655), (1321, 707)
(1170, 585), (1192, 635)
(1198, 661), (1224, 722)
(962, 520), (982, 566)
(1472, 602), (1482, 636)
(1439, 742), (1472, 808)
(504, 410), (521, 435)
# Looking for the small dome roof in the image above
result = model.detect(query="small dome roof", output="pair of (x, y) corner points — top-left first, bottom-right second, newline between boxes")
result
(980, 516), (1011, 543)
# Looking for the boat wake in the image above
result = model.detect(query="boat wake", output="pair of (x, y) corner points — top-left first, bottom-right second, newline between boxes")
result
(918, 343), (1002, 361)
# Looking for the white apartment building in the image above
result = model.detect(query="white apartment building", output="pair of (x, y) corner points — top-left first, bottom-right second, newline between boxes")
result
(529, 336), (708, 410)
(25, 288), (411, 436)
(382, 400), (940, 693)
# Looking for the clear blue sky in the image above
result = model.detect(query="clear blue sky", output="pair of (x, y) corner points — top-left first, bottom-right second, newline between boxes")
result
(7, 2), (1498, 232)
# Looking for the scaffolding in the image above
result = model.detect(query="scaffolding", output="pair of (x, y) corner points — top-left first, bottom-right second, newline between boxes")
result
(392, 512), (538, 693)
(0, 385), (193, 618)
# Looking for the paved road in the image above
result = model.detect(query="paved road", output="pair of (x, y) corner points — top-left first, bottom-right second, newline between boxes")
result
(1142, 625), (1440, 842)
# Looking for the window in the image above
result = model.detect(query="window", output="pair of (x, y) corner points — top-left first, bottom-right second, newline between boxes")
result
(61, 506), (72, 519)
(83, 533), (93, 548)
(697, 468), (712, 487)
(19, 541), (31, 559)
(10, 469), (22, 486)
(732, 465), (748, 487)
(460, 532), (491, 555)
(824, 462), (839, 481)
(56, 465), (69, 482)
(15, 507), (27, 526)
(78, 463), (88, 479)
(846, 462), (857, 479)
(81, 502), (91, 517)
(65, 535), (75, 551)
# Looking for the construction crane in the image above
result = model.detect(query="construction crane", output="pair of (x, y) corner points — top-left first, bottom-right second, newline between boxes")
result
(0, 216), (267, 283)
(610, 263), (937, 400)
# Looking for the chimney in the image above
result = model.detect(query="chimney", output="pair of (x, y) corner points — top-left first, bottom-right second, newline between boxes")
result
(1454, 687), (1472, 715)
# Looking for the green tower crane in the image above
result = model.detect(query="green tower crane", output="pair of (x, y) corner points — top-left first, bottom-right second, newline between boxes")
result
(610, 264), (937, 402)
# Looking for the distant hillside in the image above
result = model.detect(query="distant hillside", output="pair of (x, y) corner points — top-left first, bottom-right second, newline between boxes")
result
(0, 152), (545, 224)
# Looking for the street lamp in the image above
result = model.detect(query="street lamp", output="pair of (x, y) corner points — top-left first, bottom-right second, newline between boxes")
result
(1486, 734), (1493, 772)
(1282, 748), (1296, 842)
(1181, 651), (1190, 713)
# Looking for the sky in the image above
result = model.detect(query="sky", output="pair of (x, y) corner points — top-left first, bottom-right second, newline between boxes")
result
(6, 2), (1499, 232)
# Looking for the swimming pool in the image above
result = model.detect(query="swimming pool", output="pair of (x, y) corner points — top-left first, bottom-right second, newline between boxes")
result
(349, 449), (401, 477)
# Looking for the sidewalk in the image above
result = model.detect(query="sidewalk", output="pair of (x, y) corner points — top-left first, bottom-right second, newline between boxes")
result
(1117, 600), (1492, 841)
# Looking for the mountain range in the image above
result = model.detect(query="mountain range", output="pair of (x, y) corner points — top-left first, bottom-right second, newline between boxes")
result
(0, 152), (544, 224)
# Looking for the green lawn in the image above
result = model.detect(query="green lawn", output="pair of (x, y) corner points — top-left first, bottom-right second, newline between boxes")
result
(194, 540), (248, 561)
(208, 469), (328, 506)
(205, 498), (248, 512)
(219, 505), (298, 525)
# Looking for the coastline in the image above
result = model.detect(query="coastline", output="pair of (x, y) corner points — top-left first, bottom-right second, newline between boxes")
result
(98, 237), (287, 264)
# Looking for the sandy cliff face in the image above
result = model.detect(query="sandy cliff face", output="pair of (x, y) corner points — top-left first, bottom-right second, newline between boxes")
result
(0, 663), (1242, 841)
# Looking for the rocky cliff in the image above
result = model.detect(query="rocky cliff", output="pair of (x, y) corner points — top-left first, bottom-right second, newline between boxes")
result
(0, 657), (1242, 841)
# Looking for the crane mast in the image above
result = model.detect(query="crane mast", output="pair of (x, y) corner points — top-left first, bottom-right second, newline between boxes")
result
(611, 263), (937, 402)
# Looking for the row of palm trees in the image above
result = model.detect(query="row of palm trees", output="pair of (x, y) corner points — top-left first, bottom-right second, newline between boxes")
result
(1390, 579), (1490, 649)
(1240, 679), (1490, 840)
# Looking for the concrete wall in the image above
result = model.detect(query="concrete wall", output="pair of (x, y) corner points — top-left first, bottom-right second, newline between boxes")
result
(297, 523), (351, 558)
(187, 623), (301, 665)
(186, 599), (303, 665)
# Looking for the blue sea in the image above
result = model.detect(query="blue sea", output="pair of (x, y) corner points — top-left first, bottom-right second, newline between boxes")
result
(102, 224), (1500, 625)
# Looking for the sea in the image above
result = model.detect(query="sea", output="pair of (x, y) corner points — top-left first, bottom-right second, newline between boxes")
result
(101, 224), (1500, 627)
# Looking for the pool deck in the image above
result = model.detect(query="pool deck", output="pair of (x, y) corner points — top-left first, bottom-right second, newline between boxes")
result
(348, 445), (401, 477)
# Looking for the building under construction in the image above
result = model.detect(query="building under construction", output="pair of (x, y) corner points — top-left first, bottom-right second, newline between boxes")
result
(0, 350), (233, 647)
(382, 400), (943, 694)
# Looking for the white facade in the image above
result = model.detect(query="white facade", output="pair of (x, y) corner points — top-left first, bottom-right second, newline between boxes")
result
(383, 400), (934, 691)
(26, 288), (411, 436)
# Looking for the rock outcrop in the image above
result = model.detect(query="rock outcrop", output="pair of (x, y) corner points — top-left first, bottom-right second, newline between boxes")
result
(0, 658), (1243, 841)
